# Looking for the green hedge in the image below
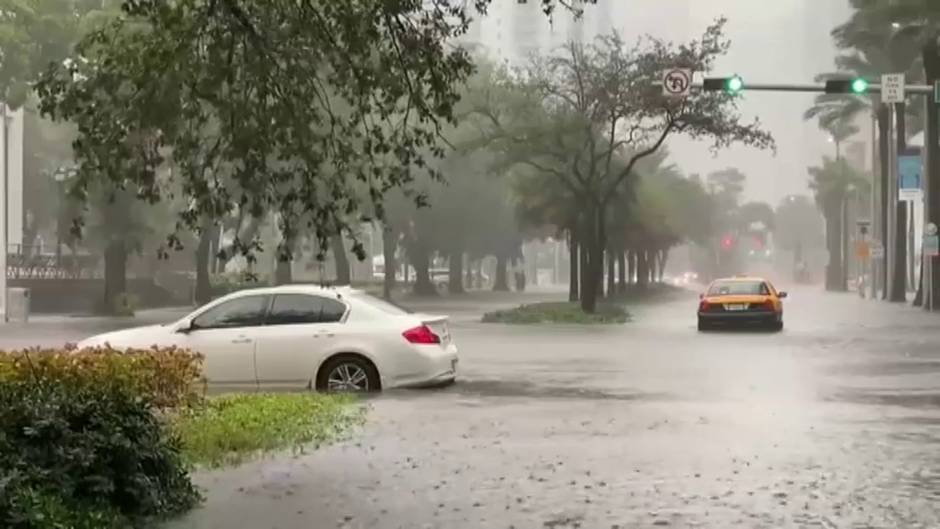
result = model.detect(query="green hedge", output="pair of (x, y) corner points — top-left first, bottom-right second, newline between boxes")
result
(0, 347), (204, 528)
(0, 377), (200, 528)
(0, 346), (205, 409)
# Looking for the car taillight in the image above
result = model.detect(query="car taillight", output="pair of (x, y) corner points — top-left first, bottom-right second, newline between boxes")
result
(699, 300), (710, 312)
(403, 325), (441, 344)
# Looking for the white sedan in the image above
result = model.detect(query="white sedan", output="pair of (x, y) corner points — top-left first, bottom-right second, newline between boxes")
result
(77, 285), (458, 392)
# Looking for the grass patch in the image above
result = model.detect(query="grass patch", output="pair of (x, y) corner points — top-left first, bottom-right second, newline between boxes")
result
(482, 301), (629, 324)
(172, 393), (364, 468)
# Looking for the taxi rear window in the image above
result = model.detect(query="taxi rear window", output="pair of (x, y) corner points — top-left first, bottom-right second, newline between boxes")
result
(708, 281), (769, 296)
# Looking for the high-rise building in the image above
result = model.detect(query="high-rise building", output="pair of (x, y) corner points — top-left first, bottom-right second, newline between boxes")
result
(458, 1), (609, 67)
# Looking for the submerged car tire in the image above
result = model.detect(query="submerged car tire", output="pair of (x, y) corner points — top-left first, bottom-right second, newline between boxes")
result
(316, 354), (381, 393)
(770, 320), (784, 332)
(697, 318), (711, 332)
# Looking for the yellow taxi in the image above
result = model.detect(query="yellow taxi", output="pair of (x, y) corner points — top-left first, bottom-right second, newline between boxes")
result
(697, 276), (787, 331)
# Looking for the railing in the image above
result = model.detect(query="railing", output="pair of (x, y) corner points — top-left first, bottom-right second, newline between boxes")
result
(5, 245), (100, 280)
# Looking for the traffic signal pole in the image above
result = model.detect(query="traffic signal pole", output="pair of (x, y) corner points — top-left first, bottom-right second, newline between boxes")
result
(688, 78), (940, 301)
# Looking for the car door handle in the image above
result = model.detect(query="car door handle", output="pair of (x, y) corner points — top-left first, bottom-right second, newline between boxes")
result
(313, 330), (334, 338)
(232, 337), (252, 344)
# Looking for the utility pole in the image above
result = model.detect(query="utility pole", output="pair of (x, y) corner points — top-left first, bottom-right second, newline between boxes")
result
(1, 103), (8, 323)
(890, 101), (908, 302)
(923, 35), (940, 311)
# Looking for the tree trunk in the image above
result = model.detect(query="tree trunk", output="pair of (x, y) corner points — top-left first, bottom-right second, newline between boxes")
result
(568, 232), (579, 302)
(102, 239), (127, 314)
(617, 251), (626, 294)
(275, 258), (292, 285)
(579, 204), (606, 314)
(606, 249), (615, 298)
(194, 221), (215, 304)
(465, 258), (474, 290)
(627, 250), (636, 285)
(636, 250), (649, 288)
(493, 255), (510, 291)
(659, 249), (670, 282)
(411, 245), (437, 296)
(382, 225), (397, 300)
(824, 207), (846, 292)
(332, 235), (351, 285)
(448, 251), (465, 294)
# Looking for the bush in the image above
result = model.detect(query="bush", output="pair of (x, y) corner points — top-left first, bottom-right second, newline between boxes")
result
(0, 379), (200, 528)
(482, 301), (630, 324)
(0, 346), (205, 409)
(173, 393), (363, 468)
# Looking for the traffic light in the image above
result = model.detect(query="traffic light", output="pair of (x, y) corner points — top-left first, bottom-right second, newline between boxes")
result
(825, 78), (869, 94)
(720, 235), (735, 250)
(703, 75), (744, 94)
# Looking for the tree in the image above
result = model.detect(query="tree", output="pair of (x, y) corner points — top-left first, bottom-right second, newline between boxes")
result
(31, 0), (598, 284)
(474, 20), (773, 312)
(809, 157), (869, 292)
(774, 194), (825, 280)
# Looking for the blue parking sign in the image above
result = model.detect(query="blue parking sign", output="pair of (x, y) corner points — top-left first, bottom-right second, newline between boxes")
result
(898, 154), (922, 200)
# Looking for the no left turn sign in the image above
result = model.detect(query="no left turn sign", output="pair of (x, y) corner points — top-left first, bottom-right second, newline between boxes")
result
(663, 68), (692, 97)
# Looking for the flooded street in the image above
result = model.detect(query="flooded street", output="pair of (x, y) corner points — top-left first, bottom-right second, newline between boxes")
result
(149, 288), (940, 528)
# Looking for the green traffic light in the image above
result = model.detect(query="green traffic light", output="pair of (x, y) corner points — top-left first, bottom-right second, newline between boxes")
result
(851, 78), (869, 94)
(726, 75), (744, 93)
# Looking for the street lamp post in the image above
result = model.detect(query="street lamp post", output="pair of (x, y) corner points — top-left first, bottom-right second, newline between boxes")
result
(1, 104), (10, 323)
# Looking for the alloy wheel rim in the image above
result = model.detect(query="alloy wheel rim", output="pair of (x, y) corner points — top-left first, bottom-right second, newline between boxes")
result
(327, 363), (369, 392)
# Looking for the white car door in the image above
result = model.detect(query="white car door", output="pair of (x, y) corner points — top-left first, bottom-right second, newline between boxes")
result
(177, 294), (270, 389)
(253, 293), (348, 388)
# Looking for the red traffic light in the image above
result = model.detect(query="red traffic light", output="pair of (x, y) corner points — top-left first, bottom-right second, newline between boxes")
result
(721, 235), (734, 250)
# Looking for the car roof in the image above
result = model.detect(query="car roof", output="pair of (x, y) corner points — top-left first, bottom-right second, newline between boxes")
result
(711, 276), (767, 283)
(222, 284), (357, 300)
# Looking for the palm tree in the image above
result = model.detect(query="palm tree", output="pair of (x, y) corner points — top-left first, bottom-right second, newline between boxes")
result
(809, 157), (869, 292)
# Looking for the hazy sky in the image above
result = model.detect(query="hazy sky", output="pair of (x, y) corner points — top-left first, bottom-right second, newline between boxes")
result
(595, 0), (854, 206)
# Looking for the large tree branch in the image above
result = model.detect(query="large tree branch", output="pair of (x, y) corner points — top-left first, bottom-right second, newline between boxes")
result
(605, 118), (675, 200)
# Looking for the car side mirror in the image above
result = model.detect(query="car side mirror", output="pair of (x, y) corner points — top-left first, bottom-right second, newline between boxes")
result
(176, 319), (195, 334)
(778, 291), (788, 299)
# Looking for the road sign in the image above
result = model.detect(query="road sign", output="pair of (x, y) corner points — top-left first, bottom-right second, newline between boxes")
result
(856, 241), (870, 259)
(925, 234), (940, 257)
(927, 222), (939, 236)
(871, 242), (885, 259)
(663, 69), (692, 97)
(898, 153), (923, 201)
(882, 73), (906, 103)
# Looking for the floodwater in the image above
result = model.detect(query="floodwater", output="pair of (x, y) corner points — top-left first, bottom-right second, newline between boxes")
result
(4, 287), (939, 528)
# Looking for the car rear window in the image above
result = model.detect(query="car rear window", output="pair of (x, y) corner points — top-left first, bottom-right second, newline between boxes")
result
(351, 292), (412, 315)
(708, 280), (768, 296)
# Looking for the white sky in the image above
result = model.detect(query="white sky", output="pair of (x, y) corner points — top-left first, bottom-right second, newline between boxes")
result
(599, 0), (855, 205)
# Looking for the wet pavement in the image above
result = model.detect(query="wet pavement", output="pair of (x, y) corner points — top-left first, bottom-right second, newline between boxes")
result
(5, 287), (940, 528)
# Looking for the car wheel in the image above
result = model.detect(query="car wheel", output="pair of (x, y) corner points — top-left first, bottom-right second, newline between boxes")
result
(316, 355), (381, 393)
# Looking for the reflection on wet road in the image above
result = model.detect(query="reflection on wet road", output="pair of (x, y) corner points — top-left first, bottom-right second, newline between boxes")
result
(138, 289), (940, 527)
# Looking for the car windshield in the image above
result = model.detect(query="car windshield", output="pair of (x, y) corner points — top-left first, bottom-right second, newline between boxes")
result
(708, 280), (768, 296)
(351, 292), (412, 315)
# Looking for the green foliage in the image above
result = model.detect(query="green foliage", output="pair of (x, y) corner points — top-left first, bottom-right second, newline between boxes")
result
(482, 301), (629, 325)
(0, 379), (200, 529)
(0, 346), (205, 409)
(774, 194), (825, 254)
(172, 393), (363, 468)
(35, 0), (570, 266)
(808, 157), (870, 213)
(0, 0), (119, 108)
